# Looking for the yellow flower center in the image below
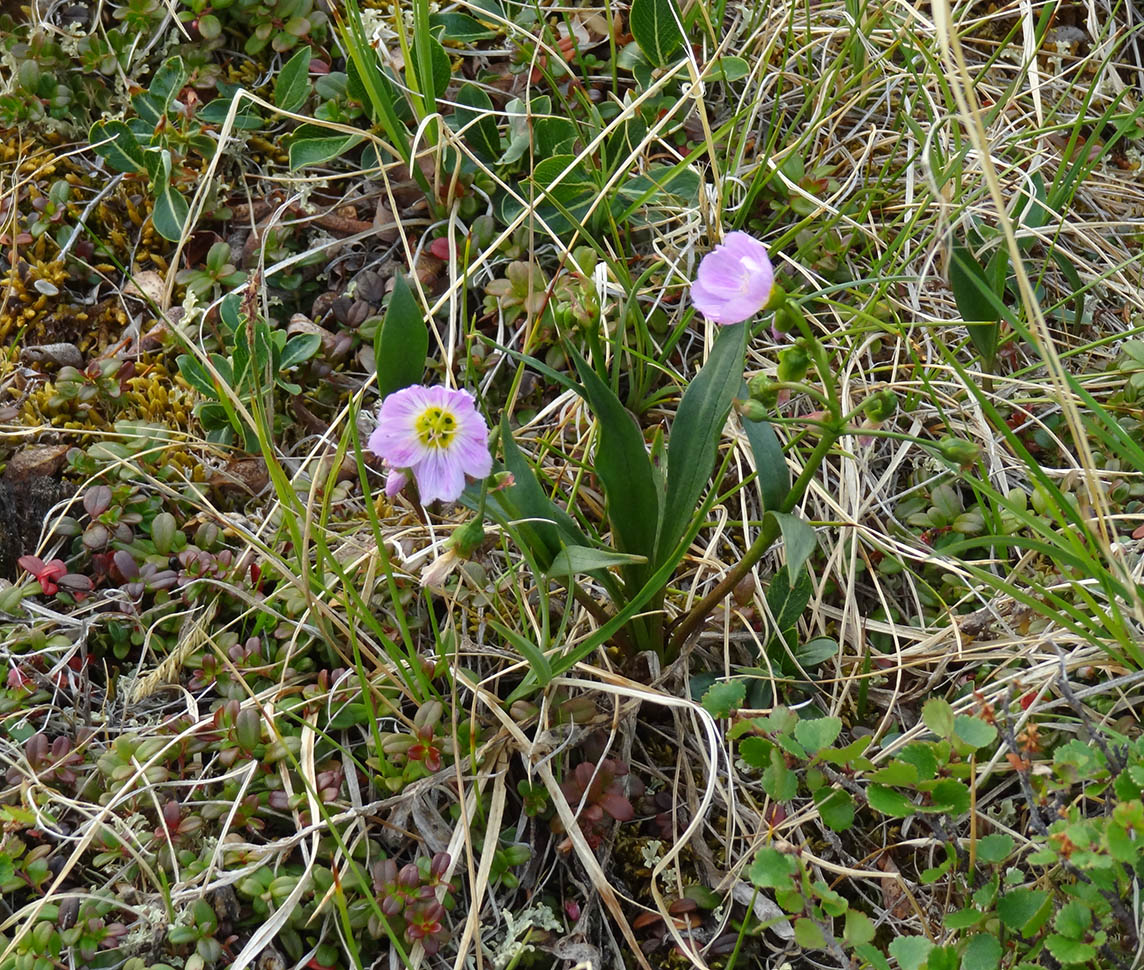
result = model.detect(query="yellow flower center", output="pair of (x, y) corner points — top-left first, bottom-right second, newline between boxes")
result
(414, 406), (458, 449)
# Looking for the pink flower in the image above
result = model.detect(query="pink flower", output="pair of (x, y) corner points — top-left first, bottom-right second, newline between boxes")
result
(690, 231), (774, 325)
(368, 385), (492, 504)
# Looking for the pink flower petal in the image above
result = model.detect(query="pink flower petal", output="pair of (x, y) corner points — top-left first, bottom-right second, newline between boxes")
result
(413, 449), (467, 504)
(385, 467), (410, 498)
(690, 232), (774, 325)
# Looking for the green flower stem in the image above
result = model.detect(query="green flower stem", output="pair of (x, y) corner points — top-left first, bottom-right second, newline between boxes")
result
(666, 425), (841, 657)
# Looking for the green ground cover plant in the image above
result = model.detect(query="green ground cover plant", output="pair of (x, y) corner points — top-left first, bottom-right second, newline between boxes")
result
(0, 0), (1143, 967)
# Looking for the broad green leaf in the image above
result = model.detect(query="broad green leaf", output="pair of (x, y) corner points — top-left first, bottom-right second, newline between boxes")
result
(924, 779), (970, 815)
(197, 96), (263, 128)
(274, 45), (312, 113)
(149, 56), (187, 113)
(374, 274), (428, 399)
(795, 716), (842, 753)
(793, 918), (826, 949)
(289, 133), (364, 170)
(453, 83), (501, 160)
(409, 31), (451, 105)
(1044, 935), (1095, 965)
(1054, 901), (1091, 939)
(965, 933), (1002, 970)
(89, 121), (145, 173)
(149, 156), (189, 242)
(887, 936), (934, 970)
(177, 355), (217, 397)
(279, 333), (321, 371)
(701, 680), (745, 718)
(657, 322), (749, 565)
(767, 511), (816, 583)
(740, 398), (789, 512)
(430, 11), (497, 41)
(548, 546), (647, 576)
(922, 698), (955, 738)
(629, 0), (684, 66)
(815, 788), (854, 831)
(898, 743), (939, 781)
(737, 736), (773, 770)
(867, 785), (916, 817)
(747, 847), (797, 890)
(794, 637), (839, 667)
(571, 352), (660, 578)
(997, 889), (1051, 935)
(869, 762), (919, 786)
(705, 55), (750, 81)
(976, 833), (1014, 864)
(762, 747), (797, 801)
(954, 715), (998, 750)
(766, 566), (813, 636)
(844, 909), (875, 946)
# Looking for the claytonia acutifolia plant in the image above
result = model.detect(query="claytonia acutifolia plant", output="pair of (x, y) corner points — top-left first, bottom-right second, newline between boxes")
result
(369, 385), (493, 504)
(690, 231), (776, 324)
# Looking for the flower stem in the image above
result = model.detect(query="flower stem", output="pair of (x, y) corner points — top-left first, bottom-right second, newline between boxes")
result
(665, 426), (840, 658)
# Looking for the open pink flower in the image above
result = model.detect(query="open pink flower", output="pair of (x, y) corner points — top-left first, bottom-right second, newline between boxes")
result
(368, 385), (492, 504)
(690, 231), (774, 325)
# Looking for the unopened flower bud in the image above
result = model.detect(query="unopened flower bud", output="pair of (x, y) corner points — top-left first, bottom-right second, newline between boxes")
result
(772, 303), (804, 335)
(737, 398), (769, 422)
(448, 517), (486, 559)
(863, 389), (897, 423)
(747, 374), (779, 408)
(937, 436), (980, 468)
(776, 344), (809, 384)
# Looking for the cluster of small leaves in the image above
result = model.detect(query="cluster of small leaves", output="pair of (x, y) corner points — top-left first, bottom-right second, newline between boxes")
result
(370, 853), (456, 955)
(177, 290), (320, 449)
(738, 696), (1144, 970)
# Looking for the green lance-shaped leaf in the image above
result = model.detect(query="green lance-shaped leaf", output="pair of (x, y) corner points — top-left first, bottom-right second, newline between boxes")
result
(570, 352), (660, 584)
(274, 45), (312, 113)
(373, 274), (429, 399)
(656, 321), (749, 565)
(629, 0), (685, 66)
(950, 244), (1008, 367)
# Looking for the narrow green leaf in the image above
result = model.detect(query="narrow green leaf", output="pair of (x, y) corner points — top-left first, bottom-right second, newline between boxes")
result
(274, 45), (312, 113)
(767, 511), (816, 583)
(548, 546), (647, 576)
(657, 322), (749, 564)
(571, 352), (660, 574)
(488, 618), (552, 685)
(739, 393), (789, 512)
(482, 415), (591, 572)
(950, 244), (1005, 364)
(338, 0), (411, 163)
(629, 0), (685, 66)
(374, 274), (428, 399)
